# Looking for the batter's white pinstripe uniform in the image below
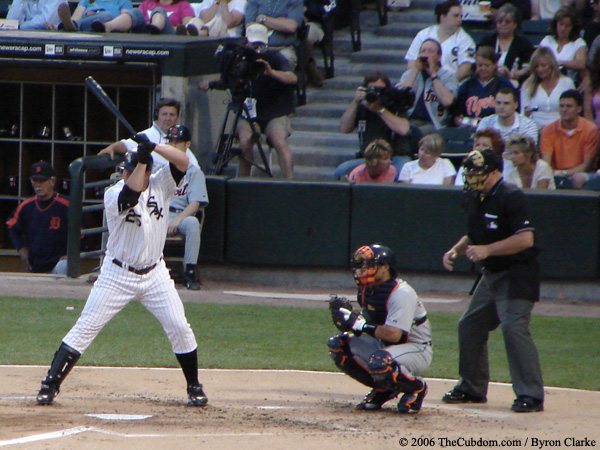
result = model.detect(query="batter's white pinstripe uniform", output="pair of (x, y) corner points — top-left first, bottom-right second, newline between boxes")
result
(63, 164), (197, 355)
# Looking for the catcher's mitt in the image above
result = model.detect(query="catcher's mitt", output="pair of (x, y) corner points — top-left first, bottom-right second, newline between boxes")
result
(329, 295), (354, 332)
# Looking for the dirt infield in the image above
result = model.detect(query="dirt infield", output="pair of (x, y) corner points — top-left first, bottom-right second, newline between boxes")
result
(1, 366), (599, 449)
(1, 273), (600, 449)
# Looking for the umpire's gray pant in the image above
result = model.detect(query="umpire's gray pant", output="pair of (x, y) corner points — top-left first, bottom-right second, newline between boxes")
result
(453, 269), (544, 401)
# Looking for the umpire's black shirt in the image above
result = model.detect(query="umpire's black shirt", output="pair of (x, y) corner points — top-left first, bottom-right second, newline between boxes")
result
(465, 179), (541, 301)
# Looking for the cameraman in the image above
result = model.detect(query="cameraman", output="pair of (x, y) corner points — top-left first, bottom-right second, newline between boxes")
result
(397, 38), (458, 134)
(337, 70), (421, 180)
(199, 23), (297, 179)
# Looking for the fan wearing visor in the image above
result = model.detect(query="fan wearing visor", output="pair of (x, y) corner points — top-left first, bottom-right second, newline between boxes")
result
(327, 244), (432, 414)
(442, 149), (545, 413)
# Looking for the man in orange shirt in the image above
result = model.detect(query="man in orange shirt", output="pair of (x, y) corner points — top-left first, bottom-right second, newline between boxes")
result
(540, 89), (599, 189)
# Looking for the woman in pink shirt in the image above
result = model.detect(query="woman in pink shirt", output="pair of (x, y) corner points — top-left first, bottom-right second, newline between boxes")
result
(347, 139), (397, 183)
(91, 0), (195, 34)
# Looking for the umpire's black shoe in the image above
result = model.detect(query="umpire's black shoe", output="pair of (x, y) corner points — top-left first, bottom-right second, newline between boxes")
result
(442, 389), (487, 404)
(398, 382), (428, 414)
(37, 381), (60, 405)
(355, 389), (398, 411)
(511, 396), (544, 413)
(187, 384), (208, 407)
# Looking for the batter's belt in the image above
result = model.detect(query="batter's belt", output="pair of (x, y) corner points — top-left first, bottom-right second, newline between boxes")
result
(112, 258), (158, 275)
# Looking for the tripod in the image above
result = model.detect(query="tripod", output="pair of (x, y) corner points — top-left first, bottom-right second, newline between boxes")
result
(208, 99), (273, 177)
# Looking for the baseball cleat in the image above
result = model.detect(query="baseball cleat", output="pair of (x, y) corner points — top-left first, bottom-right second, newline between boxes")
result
(187, 384), (208, 407)
(355, 389), (398, 411)
(511, 396), (543, 413)
(442, 389), (487, 404)
(398, 382), (427, 414)
(36, 383), (59, 405)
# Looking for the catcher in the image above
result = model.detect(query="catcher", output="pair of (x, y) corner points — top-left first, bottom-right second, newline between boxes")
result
(328, 244), (432, 413)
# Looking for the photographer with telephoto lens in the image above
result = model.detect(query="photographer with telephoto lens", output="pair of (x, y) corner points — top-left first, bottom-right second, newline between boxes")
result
(337, 70), (421, 180)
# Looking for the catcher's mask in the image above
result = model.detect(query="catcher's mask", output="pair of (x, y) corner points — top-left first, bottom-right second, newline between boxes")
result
(462, 149), (503, 193)
(351, 244), (397, 287)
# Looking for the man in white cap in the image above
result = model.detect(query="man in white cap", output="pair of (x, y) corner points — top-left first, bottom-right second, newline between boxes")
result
(199, 23), (297, 179)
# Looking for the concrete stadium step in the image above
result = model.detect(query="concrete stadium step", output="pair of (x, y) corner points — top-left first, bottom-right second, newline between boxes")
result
(294, 103), (347, 119)
(292, 117), (341, 133)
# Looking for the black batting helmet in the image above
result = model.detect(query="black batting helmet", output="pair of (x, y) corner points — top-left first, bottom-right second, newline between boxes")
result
(166, 124), (191, 142)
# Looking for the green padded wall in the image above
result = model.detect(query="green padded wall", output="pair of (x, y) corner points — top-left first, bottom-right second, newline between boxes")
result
(350, 184), (473, 273)
(527, 190), (600, 278)
(225, 180), (351, 266)
(200, 176), (228, 263)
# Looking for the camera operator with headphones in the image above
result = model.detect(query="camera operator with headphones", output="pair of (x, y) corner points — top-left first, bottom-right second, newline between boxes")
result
(397, 38), (458, 135)
(98, 98), (199, 173)
(199, 23), (297, 179)
(337, 70), (422, 180)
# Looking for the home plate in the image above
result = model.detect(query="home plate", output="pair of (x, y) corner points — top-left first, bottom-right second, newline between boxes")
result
(85, 414), (153, 421)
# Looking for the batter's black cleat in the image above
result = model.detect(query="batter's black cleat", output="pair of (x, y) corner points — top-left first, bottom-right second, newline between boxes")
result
(511, 396), (543, 413)
(36, 379), (60, 405)
(355, 389), (398, 411)
(398, 382), (428, 414)
(187, 384), (208, 407)
(442, 389), (487, 404)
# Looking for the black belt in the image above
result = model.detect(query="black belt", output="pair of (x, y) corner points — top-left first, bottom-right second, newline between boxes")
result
(169, 207), (183, 213)
(414, 315), (428, 326)
(112, 258), (158, 275)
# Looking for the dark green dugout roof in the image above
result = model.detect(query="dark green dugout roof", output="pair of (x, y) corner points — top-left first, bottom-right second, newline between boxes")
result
(0, 31), (241, 76)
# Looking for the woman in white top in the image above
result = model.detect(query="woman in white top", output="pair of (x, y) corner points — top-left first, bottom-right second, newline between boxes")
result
(454, 128), (509, 186)
(521, 46), (575, 130)
(539, 7), (587, 82)
(180, 0), (246, 37)
(504, 134), (556, 189)
(398, 133), (456, 185)
(404, 0), (475, 82)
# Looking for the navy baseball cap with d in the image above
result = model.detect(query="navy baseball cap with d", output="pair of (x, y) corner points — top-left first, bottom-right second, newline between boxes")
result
(30, 161), (54, 180)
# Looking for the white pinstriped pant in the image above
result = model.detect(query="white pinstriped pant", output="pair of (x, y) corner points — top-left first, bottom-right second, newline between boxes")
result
(63, 258), (198, 355)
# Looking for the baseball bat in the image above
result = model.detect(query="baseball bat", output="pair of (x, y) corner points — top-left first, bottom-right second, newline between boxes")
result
(84, 76), (137, 136)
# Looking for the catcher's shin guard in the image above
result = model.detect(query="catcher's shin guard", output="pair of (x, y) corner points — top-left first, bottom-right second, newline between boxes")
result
(367, 350), (423, 393)
(37, 342), (81, 405)
(327, 333), (375, 387)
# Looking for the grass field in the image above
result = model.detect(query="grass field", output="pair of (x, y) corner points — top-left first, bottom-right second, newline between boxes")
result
(1, 297), (598, 391)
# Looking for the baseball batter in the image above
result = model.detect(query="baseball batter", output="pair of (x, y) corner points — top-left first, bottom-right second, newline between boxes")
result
(328, 244), (432, 413)
(36, 136), (208, 407)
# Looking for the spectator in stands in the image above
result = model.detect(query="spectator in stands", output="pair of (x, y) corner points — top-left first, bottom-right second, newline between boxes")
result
(478, 3), (534, 87)
(178, 0), (246, 37)
(490, 0), (531, 21)
(99, 98), (199, 172)
(404, 0), (476, 82)
(504, 134), (556, 189)
(165, 125), (208, 290)
(7, 0), (61, 30)
(454, 128), (507, 186)
(302, 0), (337, 86)
(540, 89), (599, 189)
(55, 0), (133, 32)
(478, 87), (539, 143)
(89, 0), (195, 34)
(521, 46), (575, 130)
(397, 133), (456, 185)
(245, 0), (304, 68)
(200, 23), (297, 179)
(583, 47), (600, 128)
(6, 161), (69, 274)
(539, 7), (587, 83)
(583, 0), (600, 48)
(337, 70), (420, 180)
(398, 38), (458, 134)
(346, 139), (397, 183)
(453, 46), (514, 128)
(531, 0), (569, 20)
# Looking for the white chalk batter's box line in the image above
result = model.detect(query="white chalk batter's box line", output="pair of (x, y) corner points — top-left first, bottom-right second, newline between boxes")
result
(222, 291), (463, 303)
